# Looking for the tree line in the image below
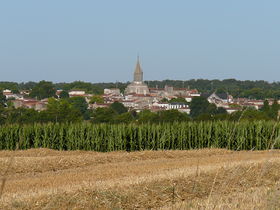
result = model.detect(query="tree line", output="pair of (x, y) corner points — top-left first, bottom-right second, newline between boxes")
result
(0, 93), (279, 125)
(1, 79), (280, 99)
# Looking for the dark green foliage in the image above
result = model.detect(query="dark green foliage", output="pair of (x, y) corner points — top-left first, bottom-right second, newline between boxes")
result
(0, 121), (280, 151)
(136, 110), (190, 123)
(44, 98), (83, 123)
(113, 112), (134, 124)
(4, 78), (280, 98)
(206, 104), (219, 115)
(270, 100), (280, 119)
(157, 110), (190, 122)
(59, 90), (69, 99)
(18, 81), (37, 90)
(190, 97), (227, 119)
(216, 107), (227, 114)
(55, 81), (118, 95)
(160, 98), (169, 103)
(4, 108), (41, 124)
(189, 97), (211, 118)
(0, 92), (6, 107)
(0, 82), (20, 93)
(260, 100), (270, 112)
(169, 97), (188, 104)
(30, 80), (56, 100)
(89, 95), (104, 104)
(0, 102), (84, 124)
(146, 79), (280, 99)
(91, 107), (134, 124)
(260, 99), (280, 120)
(110, 102), (128, 114)
(0, 106), (6, 125)
(229, 109), (271, 121)
(137, 110), (159, 123)
(215, 88), (227, 94)
(67, 97), (89, 120)
(91, 108), (117, 123)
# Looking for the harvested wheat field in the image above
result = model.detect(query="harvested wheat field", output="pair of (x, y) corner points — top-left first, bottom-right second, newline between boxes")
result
(0, 149), (280, 209)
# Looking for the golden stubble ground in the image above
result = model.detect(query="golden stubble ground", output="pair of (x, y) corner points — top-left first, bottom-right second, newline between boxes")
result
(0, 149), (280, 209)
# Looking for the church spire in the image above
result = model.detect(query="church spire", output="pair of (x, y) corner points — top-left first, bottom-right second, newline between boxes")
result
(134, 56), (143, 82)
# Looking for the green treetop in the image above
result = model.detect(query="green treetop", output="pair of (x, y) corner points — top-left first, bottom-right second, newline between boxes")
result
(30, 80), (56, 100)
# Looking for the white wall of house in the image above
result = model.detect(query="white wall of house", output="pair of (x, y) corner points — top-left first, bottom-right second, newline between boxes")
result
(69, 90), (86, 96)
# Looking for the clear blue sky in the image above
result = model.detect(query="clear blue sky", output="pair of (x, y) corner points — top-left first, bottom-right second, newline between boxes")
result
(0, 1), (279, 83)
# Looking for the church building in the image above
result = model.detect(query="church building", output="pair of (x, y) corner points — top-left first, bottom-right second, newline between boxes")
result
(125, 58), (150, 95)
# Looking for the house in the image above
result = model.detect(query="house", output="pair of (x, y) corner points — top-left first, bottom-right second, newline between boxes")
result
(2, 89), (23, 100)
(104, 88), (121, 95)
(88, 103), (110, 109)
(168, 102), (188, 110)
(177, 107), (191, 114)
(202, 92), (233, 106)
(184, 96), (193, 102)
(152, 101), (169, 109)
(119, 99), (136, 109)
(20, 90), (31, 95)
(150, 106), (167, 112)
(68, 90), (86, 97)
(56, 90), (63, 97)
(12, 99), (47, 111)
(225, 107), (242, 114)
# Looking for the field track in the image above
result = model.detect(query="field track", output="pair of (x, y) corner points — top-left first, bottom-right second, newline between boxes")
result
(1, 149), (280, 209)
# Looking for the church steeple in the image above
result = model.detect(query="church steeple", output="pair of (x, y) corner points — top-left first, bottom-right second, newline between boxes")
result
(133, 56), (143, 83)
(125, 57), (150, 96)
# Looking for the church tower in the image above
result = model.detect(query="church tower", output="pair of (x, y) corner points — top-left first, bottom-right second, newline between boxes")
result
(133, 57), (143, 83)
(124, 57), (150, 95)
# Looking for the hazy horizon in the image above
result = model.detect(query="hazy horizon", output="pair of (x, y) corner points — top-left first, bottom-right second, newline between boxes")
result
(1, 1), (279, 83)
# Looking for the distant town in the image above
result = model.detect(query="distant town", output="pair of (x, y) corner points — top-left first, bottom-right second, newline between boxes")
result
(2, 58), (278, 116)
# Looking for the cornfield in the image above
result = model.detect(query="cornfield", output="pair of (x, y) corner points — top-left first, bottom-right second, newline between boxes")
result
(0, 121), (280, 151)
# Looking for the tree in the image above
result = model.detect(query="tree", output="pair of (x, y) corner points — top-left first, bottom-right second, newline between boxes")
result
(59, 90), (69, 99)
(68, 97), (89, 120)
(206, 104), (218, 115)
(269, 99), (279, 119)
(89, 95), (104, 104)
(44, 98), (83, 123)
(260, 100), (270, 113)
(169, 97), (188, 104)
(195, 113), (214, 121)
(19, 81), (37, 90)
(229, 109), (270, 121)
(160, 98), (169, 103)
(113, 112), (134, 123)
(0, 92), (6, 107)
(216, 107), (227, 115)
(4, 107), (40, 124)
(0, 82), (19, 93)
(216, 88), (227, 94)
(157, 110), (190, 122)
(190, 96), (228, 119)
(137, 110), (158, 123)
(91, 107), (116, 123)
(0, 105), (6, 124)
(110, 102), (128, 114)
(189, 97), (211, 118)
(30, 80), (56, 100)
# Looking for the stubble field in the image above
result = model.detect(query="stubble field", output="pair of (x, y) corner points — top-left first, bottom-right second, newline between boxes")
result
(0, 149), (280, 209)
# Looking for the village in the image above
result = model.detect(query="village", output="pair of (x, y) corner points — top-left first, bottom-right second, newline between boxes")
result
(2, 59), (279, 115)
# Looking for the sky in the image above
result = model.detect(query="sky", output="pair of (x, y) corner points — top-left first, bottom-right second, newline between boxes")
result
(0, 0), (279, 83)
